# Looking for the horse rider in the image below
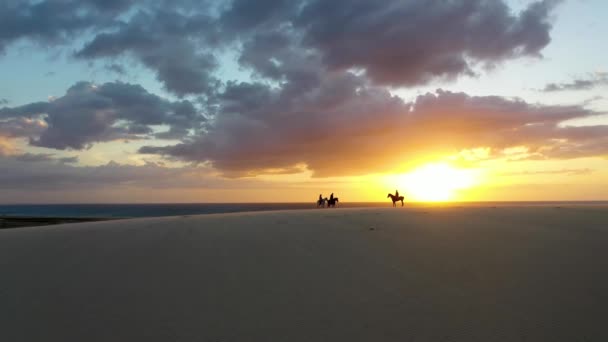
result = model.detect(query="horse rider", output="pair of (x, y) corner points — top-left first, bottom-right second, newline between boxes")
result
(395, 189), (399, 198)
(330, 193), (334, 201)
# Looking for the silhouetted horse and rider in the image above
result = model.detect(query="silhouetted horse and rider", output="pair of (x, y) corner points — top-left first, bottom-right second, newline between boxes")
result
(317, 193), (339, 208)
(388, 189), (404, 207)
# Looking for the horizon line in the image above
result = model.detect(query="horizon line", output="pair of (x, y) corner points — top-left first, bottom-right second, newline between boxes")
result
(2, 200), (608, 205)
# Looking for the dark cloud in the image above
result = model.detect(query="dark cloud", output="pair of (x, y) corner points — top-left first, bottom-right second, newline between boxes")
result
(223, 0), (561, 89)
(0, 101), (49, 118)
(0, 0), (132, 53)
(0, 81), (204, 149)
(220, 0), (296, 35)
(543, 75), (608, 92)
(1, 1), (221, 96)
(75, 8), (220, 96)
(1, 0), (562, 96)
(293, 0), (560, 86)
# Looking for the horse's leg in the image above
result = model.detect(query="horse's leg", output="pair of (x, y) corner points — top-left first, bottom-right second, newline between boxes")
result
(401, 200), (404, 207)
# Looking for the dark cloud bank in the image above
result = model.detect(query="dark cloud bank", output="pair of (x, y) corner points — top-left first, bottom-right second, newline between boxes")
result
(3, 0), (607, 183)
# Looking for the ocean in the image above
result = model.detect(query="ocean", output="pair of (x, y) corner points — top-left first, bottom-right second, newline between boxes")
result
(0, 202), (606, 219)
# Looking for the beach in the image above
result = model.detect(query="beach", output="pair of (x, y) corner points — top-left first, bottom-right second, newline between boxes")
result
(1, 206), (607, 341)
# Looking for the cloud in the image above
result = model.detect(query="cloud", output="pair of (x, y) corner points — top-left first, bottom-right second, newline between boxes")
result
(0, 117), (48, 138)
(58, 156), (79, 164)
(2, 71), (604, 179)
(0, 154), (339, 203)
(0, 157), (194, 190)
(0, 98), (8, 105)
(221, 0), (560, 88)
(140, 71), (605, 177)
(14, 152), (56, 162)
(0, 136), (15, 155)
(12, 152), (79, 164)
(0, 0), (131, 53)
(1, 1), (220, 96)
(0, 156), (268, 192)
(2, 0), (561, 96)
(75, 7), (220, 96)
(4, 0), (598, 183)
(0, 81), (204, 149)
(292, 0), (560, 86)
(542, 74), (608, 92)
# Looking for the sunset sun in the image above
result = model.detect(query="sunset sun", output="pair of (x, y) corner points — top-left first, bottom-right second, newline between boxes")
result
(392, 163), (479, 202)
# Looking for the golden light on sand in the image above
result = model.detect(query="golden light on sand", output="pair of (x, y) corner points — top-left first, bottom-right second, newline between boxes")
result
(388, 163), (479, 202)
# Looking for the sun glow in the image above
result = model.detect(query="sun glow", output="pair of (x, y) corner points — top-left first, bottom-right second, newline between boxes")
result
(388, 163), (480, 202)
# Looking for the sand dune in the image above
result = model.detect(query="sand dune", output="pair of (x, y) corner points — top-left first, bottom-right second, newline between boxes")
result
(1, 207), (608, 341)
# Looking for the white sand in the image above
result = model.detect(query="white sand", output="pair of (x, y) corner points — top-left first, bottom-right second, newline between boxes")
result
(1, 206), (608, 341)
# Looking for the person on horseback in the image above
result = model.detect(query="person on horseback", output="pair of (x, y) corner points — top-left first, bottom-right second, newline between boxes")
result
(388, 190), (404, 207)
(330, 193), (334, 201)
(317, 194), (325, 208)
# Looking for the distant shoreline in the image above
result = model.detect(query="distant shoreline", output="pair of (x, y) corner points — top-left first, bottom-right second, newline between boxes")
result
(0, 216), (114, 229)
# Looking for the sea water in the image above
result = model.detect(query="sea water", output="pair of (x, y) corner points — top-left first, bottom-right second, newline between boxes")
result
(0, 202), (606, 218)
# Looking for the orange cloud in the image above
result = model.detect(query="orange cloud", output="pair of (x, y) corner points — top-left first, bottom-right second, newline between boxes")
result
(0, 136), (16, 156)
(140, 86), (605, 177)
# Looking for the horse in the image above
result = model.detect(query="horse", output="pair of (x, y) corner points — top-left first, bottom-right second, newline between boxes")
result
(316, 198), (327, 208)
(326, 197), (339, 208)
(387, 193), (404, 207)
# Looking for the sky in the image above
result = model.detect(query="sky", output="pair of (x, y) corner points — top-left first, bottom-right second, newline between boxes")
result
(0, 0), (607, 203)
